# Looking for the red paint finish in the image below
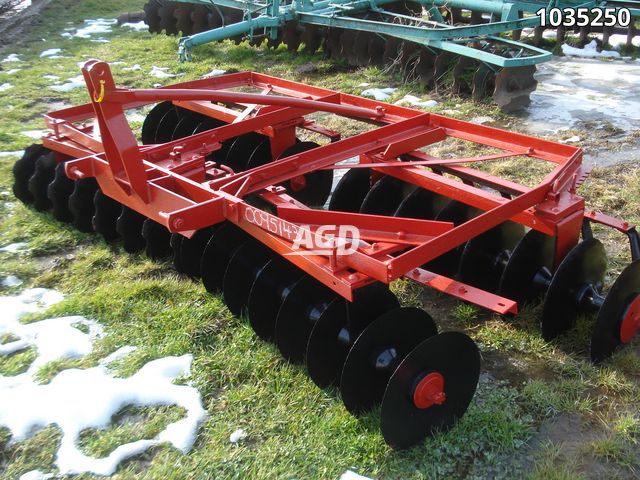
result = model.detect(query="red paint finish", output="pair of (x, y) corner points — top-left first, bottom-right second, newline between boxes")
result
(413, 373), (446, 409)
(620, 295), (640, 344)
(38, 60), (637, 314)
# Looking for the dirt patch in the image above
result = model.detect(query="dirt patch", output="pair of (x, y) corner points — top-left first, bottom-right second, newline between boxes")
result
(0, 0), (53, 52)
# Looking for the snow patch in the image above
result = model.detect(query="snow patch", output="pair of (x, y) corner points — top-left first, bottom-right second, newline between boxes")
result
(21, 130), (47, 139)
(560, 135), (581, 144)
(340, 470), (374, 480)
(3, 68), (21, 75)
(1, 276), (23, 287)
(470, 116), (494, 125)
(0, 83), (13, 91)
(0, 150), (25, 158)
(229, 428), (247, 444)
(19, 470), (55, 480)
(123, 64), (142, 71)
(393, 94), (437, 108)
(50, 75), (85, 92)
(0, 288), (208, 476)
(68, 18), (115, 39)
(561, 40), (620, 59)
(361, 87), (396, 101)
(40, 48), (63, 58)
(125, 111), (146, 123)
(203, 69), (226, 78)
(0, 242), (27, 253)
(150, 66), (177, 79)
(2, 54), (21, 62)
(43, 74), (60, 82)
(121, 21), (148, 32)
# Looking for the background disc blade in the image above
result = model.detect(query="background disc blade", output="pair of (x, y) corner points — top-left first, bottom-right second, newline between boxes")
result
(178, 226), (218, 278)
(28, 152), (56, 212)
(48, 161), (75, 223)
(328, 168), (371, 213)
(307, 283), (400, 388)
(340, 307), (437, 414)
(142, 219), (172, 259)
(68, 178), (98, 233)
(278, 142), (332, 207)
(116, 207), (146, 253)
(141, 101), (174, 145)
(381, 331), (480, 449)
(541, 238), (607, 340)
(394, 188), (448, 220)
(274, 276), (337, 363)
(223, 241), (272, 316)
(200, 223), (249, 294)
(92, 190), (121, 241)
(458, 222), (524, 292)
(13, 144), (48, 205)
(498, 229), (556, 304)
(247, 259), (304, 341)
(171, 234), (186, 272)
(359, 176), (412, 215)
(591, 260), (640, 362)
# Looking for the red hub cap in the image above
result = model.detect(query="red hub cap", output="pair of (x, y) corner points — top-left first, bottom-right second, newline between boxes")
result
(620, 295), (640, 344)
(412, 372), (446, 409)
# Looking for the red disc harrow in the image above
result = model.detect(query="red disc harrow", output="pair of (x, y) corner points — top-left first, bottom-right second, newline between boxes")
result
(12, 60), (640, 449)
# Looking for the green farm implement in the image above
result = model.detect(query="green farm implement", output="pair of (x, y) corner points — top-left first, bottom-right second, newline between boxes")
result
(141, 0), (639, 110)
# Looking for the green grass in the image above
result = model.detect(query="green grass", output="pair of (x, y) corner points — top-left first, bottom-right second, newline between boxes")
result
(1, 0), (640, 478)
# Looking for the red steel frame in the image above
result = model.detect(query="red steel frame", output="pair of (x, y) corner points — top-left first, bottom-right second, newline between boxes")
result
(40, 60), (636, 315)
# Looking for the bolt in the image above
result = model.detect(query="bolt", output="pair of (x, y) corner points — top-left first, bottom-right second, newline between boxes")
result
(397, 231), (405, 239)
(172, 218), (184, 230)
(458, 286), (467, 294)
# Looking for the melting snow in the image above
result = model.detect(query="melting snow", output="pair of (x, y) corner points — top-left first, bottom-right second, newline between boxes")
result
(0, 242), (27, 253)
(522, 57), (640, 135)
(2, 53), (21, 62)
(1, 275), (23, 287)
(21, 130), (47, 139)
(150, 66), (177, 79)
(340, 471), (374, 480)
(121, 21), (148, 32)
(561, 40), (620, 59)
(50, 75), (85, 92)
(3, 68), (21, 75)
(393, 94), (437, 108)
(19, 471), (55, 480)
(68, 18), (115, 39)
(229, 428), (247, 444)
(40, 48), (63, 58)
(43, 74), (60, 81)
(0, 288), (208, 476)
(0, 150), (25, 157)
(203, 69), (226, 78)
(361, 87), (396, 101)
(123, 64), (142, 71)
(0, 82), (13, 91)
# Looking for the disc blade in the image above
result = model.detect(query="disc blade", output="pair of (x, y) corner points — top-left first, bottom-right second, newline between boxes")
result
(247, 259), (304, 341)
(492, 66), (537, 113)
(141, 101), (173, 145)
(458, 222), (524, 292)
(200, 223), (249, 294)
(92, 190), (122, 241)
(360, 176), (413, 215)
(541, 238), (607, 340)
(307, 283), (400, 388)
(68, 178), (99, 233)
(224, 132), (266, 171)
(13, 144), (47, 205)
(27, 152), (56, 212)
(381, 331), (480, 449)
(591, 260), (640, 362)
(154, 105), (183, 144)
(340, 307), (437, 414)
(498, 229), (556, 304)
(394, 188), (448, 220)
(328, 168), (371, 213)
(142, 219), (172, 260)
(278, 142), (332, 207)
(177, 227), (217, 278)
(47, 161), (75, 223)
(223, 241), (273, 316)
(171, 234), (186, 273)
(274, 276), (337, 363)
(424, 200), (479, 277)
(116, 207), (146, 253)
(171, 111), (204, 140)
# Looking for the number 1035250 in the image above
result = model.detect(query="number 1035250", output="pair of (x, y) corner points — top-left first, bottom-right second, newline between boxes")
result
(535, 7), (632, 27)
